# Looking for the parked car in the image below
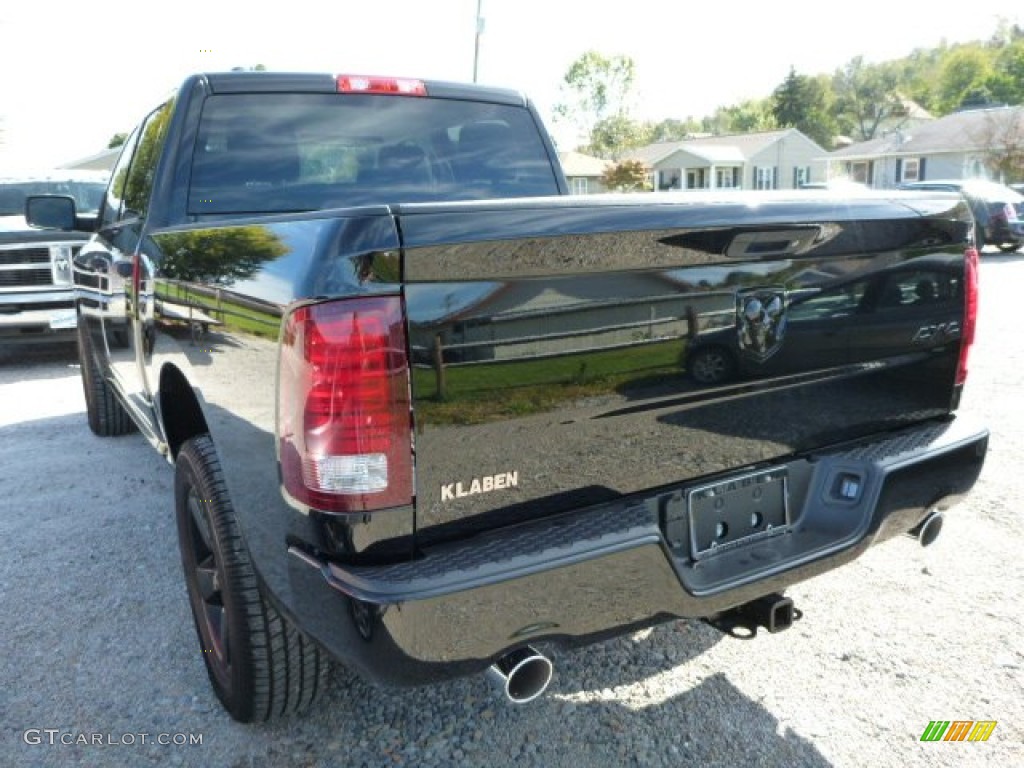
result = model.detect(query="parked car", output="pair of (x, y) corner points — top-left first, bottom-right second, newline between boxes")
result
(900, 179), (1023, 252)
(0, 171), (109, 342)
(0, 170), (108, 219)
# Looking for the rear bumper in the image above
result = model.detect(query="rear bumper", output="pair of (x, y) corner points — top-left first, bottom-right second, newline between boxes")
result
(285, 416), (987, 686)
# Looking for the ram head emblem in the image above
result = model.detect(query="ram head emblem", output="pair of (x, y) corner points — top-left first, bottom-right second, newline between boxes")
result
(736, 288), (787, 362)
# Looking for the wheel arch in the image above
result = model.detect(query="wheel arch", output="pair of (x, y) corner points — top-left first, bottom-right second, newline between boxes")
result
(159, 363), (210, 461)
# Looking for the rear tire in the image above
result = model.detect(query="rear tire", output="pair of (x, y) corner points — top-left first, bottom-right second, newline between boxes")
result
(975, 226), (986, 251)
(997, 242), (1020, 253)
(174, 434), (329, 722)
(77, 320), (136, 436)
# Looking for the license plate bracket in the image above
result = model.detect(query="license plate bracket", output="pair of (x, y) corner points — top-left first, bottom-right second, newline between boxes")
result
(688, 467), (789, 560)
(48, 309), (77, 330)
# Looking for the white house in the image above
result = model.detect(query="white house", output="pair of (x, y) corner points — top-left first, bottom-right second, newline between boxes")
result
(828, 106), (1024, 188)
(558, 151), (610, 194)
(629, 129), (828, 192)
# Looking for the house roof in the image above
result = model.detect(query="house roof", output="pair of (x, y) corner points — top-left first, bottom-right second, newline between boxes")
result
(629, 129), (806, 166)
(893, 95), (933, 121)
(667, 145), (746, 164)
(558, 151), (609, 178)
(830, 106), (1024, 159)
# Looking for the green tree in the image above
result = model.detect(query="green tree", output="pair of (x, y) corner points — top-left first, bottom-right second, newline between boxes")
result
(155, 226), (288, 286)
(554, 51), (637, 144)
(646, 117), (701, 143)
(712, 99), (777, 134)
(771, 68), (837, 147)
(937, 47), (995, 112)
(108, 132), (128, 149)
(586, 114), (652, 160)
(989, 39), (1024, 106)
(833, 57), (902, 140)
(601, 160), (651, 192)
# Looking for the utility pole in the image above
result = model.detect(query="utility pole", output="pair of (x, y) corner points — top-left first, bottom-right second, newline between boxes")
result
(473, 0), (484, 83)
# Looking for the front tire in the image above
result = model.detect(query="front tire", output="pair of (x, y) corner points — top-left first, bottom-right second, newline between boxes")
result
(688, 346), (737, 385)
(997, 242), (1020, 253)
(175, 435), (328, 722)
(77, 320), (136, 436)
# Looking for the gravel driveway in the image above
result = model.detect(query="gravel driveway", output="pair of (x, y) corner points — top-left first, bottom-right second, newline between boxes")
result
(2, 254), (1022, 768)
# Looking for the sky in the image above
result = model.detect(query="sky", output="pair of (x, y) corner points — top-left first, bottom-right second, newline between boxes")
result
(1, 0), (1021, 170)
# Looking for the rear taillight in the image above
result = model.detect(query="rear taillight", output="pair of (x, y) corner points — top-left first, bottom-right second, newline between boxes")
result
(278, 296), (413, 513)
(991, 204), (1013, 224)
(956, 247), (979, 386)
(336, 75), (427, 96)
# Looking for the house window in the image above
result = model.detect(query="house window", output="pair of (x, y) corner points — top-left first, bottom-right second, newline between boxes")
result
(901, 159), (920, 183)
(572, 177), (589, 195)
(849, 161), (874, 185)
(754, 166), (777, 190)
(794, 166), (811, 188)
(686, 169), (707, 189)
(716, 167), (740, 188)
(659, 171), (681, 191)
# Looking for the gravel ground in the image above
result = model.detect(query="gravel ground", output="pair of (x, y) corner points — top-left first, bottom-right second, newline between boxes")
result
(2, 252), (1022, 768)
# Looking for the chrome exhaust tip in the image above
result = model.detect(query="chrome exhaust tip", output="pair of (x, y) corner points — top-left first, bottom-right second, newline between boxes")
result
(910, 510), (944, 547)
(486, 646), (553, 704)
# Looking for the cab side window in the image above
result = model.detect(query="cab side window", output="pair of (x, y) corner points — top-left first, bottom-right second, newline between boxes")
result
(100, 100), (174, 228)
(122, 100), (175, 220)
(100, 128), (141, 230)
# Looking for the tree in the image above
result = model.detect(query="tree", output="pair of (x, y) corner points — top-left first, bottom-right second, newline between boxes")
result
(601, 160), (651, 192)
(989, 39), (1024, 106)
(586, 114), (651, 160)
(108, 133), (128, 149)
(972, 108), (1024, 182)
(646, 117), (701, 143)
(554, 51), (637, 145)
(771, 68), (837, 147)
(833, 57), (903, 141)
(157, 226), (288, 286)
(937, 47), (995, 112)
(708, 99), (777, 135)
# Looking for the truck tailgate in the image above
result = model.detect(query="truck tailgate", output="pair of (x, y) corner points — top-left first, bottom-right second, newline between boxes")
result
(399, 194), (972, 544)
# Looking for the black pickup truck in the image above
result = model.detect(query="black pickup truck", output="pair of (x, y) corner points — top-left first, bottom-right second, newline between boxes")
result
(33, 71), (988, 722)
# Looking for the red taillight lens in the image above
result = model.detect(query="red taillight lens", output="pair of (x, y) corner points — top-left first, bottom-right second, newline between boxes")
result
(956, 247), (979, 386)
(336, 75), (427, 96)
(278, 297), (412, 513)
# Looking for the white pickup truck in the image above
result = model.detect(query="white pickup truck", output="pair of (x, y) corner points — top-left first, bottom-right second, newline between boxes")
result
(0, 171), (107, 342)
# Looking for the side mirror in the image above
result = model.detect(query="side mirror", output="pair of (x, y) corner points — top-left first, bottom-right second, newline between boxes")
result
(26, 195), (77, 231)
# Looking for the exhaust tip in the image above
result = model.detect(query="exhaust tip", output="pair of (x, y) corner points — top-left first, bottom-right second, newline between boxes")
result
(487, 647), (553, 704)
(915, 511), (944, 547)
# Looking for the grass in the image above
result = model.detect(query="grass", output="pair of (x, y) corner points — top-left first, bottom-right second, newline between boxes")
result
(156, 282), (280, 340)
(413, 339), (685, 425)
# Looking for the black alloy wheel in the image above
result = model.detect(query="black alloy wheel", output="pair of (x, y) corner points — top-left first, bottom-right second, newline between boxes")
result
(174, 434), (328, 722)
